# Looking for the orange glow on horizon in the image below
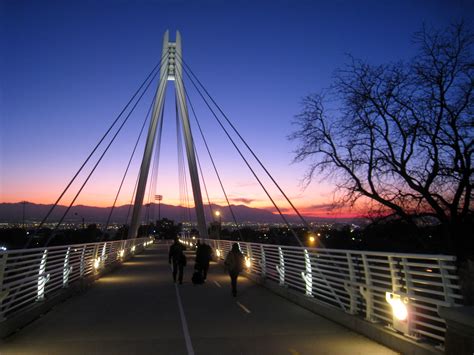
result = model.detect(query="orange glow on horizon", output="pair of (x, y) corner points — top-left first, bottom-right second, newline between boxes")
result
(1, 195), (368, 219)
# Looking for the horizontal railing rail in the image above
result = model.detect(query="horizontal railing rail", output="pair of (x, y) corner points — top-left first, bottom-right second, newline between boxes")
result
(0, 237), (154, 322)
(189, 237), (462, 347)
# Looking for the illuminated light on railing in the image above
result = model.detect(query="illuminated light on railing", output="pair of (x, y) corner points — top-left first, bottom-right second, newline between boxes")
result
(386, 292), (408, 321)
(118, 249), (125, 258)
(37, 250), (50, 301)
(63, 247), (72, 287)
(216, 249), (221, 258)
(276, 247), (285, 286)
(101, 243), (106, 260)
(94, 257), (101, 270)
(131, 246), (136, 253)
(426, 268), (433, 273)
(245, 256), (251, 269)
(301, 249), (312, 296)
(192, 236), (196, 240)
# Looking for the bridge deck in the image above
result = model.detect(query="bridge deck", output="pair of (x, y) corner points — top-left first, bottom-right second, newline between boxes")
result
(1, 244), (398, 354)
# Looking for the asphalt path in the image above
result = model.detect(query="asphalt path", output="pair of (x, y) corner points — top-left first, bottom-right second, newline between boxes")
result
(0, 244), (398, 355)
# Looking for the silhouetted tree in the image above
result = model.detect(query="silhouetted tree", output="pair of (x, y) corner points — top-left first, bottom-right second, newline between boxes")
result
(290, 23), (473, 258)
(155, 218), (181, 239)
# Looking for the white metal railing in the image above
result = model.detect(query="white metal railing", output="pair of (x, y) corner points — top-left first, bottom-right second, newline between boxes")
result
(191, 238), (462, 346)
(0, 237), (154, 322)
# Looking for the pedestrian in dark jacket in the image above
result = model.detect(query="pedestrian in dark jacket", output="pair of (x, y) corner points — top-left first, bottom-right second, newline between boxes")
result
(224, 243), (245, 297)
(169, 237), (187, 284)
(195, 241), (213, 281)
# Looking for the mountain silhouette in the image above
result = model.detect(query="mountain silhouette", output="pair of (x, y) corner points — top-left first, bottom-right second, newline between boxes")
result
(0, 202), (357, 225)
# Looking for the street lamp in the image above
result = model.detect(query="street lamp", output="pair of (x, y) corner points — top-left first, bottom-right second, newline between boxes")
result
(74, 213), (85, 229)
(155, 195), (163, 221)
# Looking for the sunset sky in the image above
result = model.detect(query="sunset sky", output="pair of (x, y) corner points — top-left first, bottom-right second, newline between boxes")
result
(1, 0), (472, 219)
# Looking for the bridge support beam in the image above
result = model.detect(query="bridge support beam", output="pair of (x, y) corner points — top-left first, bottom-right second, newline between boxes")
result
(129, 30), (208, 239)
(174, 31), (208, 239)
(128, 31), (170, 239)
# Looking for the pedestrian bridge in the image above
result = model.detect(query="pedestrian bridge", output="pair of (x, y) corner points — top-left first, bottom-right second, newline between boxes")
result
(0, 239), (462, 354)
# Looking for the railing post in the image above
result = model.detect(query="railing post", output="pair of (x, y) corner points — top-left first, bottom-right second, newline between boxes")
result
(37, 249), (50, 301)
(344, 252), (357, 314)
(301, 249), (313, 297)
(80, 245), (86, 277)
(276, 247), (285, 286)
(359, 254), (375, 321)
(247, 243), (253, 273)
(101, 242), (107, 268)
(62, 246), (72, 287)
(399, 257), (414, 336)
(93, 243), (100, 273)
(438, 259), (455, 305)
(0, 253), (9, 321)
(259, 244), (266, 278)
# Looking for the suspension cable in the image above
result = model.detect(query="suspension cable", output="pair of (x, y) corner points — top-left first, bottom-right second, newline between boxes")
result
(175, 95), (192, 223)
(36, 51), (170, 233)
(175, 67), (242, 233)
(125, 175), (139, 226)
(194, 144), (214, 218)
(45, 64), (163, 246)
(176, 95), (186, 222)
(104, 96), (156, 231)
(145, 98), (165, 225)
(175, 53), (310, 230)
(174, 58), (302, 246)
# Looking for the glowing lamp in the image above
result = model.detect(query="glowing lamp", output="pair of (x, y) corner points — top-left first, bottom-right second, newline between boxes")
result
(216, 249), (221, 258)
(119, 249), (125, 258)
(245, 256), (251, 269)
(94, 257), (101, 270)
(131, 246), (136, 253)
(386, 292), (408, 321)
(309, 236), (315, 243)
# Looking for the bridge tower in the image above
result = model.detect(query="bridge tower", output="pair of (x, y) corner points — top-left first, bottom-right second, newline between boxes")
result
(128, 30), (208, 239)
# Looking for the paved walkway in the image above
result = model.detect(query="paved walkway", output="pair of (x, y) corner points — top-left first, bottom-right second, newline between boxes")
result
(1, 244), (398, 354)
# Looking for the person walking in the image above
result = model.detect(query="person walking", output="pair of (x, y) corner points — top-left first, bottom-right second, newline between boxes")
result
(169, 237), (186, 284)
(195, 241), (213, 281)
(224, 243), (244, 297)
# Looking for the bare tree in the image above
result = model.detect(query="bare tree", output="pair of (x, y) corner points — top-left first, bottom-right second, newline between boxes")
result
(290, 23), (473, 257)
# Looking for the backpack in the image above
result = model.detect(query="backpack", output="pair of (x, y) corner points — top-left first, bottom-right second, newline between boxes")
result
(225, 251), (244, 273)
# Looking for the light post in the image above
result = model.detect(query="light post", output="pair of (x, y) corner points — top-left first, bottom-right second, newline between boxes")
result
(74, 212), (85, 229)
(155, 195), (163, 221)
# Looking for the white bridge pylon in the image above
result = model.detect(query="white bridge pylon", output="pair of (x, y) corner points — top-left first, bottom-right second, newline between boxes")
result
(128, 30), (208, 239)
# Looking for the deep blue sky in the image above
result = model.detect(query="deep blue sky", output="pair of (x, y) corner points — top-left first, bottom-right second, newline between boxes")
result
(1, 0), (473, 216)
